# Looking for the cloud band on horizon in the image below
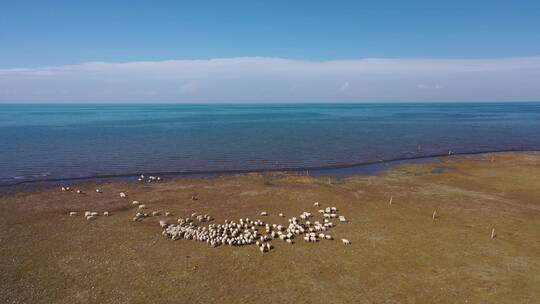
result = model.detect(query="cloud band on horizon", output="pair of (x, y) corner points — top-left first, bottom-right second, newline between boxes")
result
(1, 56), (539, 102)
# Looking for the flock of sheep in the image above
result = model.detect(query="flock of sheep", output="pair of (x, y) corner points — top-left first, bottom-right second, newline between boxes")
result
(137, 174), (163, 183)
(160, 199), (351, 252)
(161, 204), (351, 253)
(64, 182), (352, 253)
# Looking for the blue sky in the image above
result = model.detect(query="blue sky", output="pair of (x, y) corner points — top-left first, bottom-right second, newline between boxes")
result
(0, 0), (539, 102)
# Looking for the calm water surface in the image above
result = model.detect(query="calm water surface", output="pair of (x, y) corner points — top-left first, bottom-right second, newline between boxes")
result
(1, 103), (539, 186)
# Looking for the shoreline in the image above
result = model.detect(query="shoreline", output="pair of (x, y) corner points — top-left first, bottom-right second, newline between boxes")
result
(2, 148), (538, 191)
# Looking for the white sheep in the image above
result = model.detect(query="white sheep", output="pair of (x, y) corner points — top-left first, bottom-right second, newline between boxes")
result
(103, 211), (110, 216)
(132, 200), (140, 205)
(341, 238), (351, 245)
(119, 192), (127, 198)
(314, 202), (320, 206)
(260, 211), (268, 216)
(69, 211), (78, 216)
(90, 212), (98, 217)
(86, 215), (96, 221)
(138, 204), (146, 210)
(76, 190), (83, 194)
(95, 189), (102, 193)
(165, 212), (173, 217)
(159, 220), (169, 228)
(84, 211), (91, 217)
(152, 211), (160, 216)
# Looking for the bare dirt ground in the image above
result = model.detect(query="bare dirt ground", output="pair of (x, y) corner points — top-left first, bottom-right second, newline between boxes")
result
(1, 152), (539, 304)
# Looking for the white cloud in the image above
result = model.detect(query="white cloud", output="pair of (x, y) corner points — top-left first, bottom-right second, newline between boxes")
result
(1, 56), (539, 102)
(339, 81), (350, 92)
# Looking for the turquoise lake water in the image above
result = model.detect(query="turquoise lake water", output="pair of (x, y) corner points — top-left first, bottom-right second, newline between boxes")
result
(1, 103), (539, 186)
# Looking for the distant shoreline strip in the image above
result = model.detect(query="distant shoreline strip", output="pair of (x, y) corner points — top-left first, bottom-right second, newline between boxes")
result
(1, 148), (538, 188)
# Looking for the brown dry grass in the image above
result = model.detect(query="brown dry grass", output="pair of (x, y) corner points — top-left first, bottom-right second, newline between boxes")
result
(1, 152), (539, 304)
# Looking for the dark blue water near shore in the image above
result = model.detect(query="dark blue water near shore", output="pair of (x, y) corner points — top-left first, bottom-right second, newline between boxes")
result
(1, 103), (539, 186)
